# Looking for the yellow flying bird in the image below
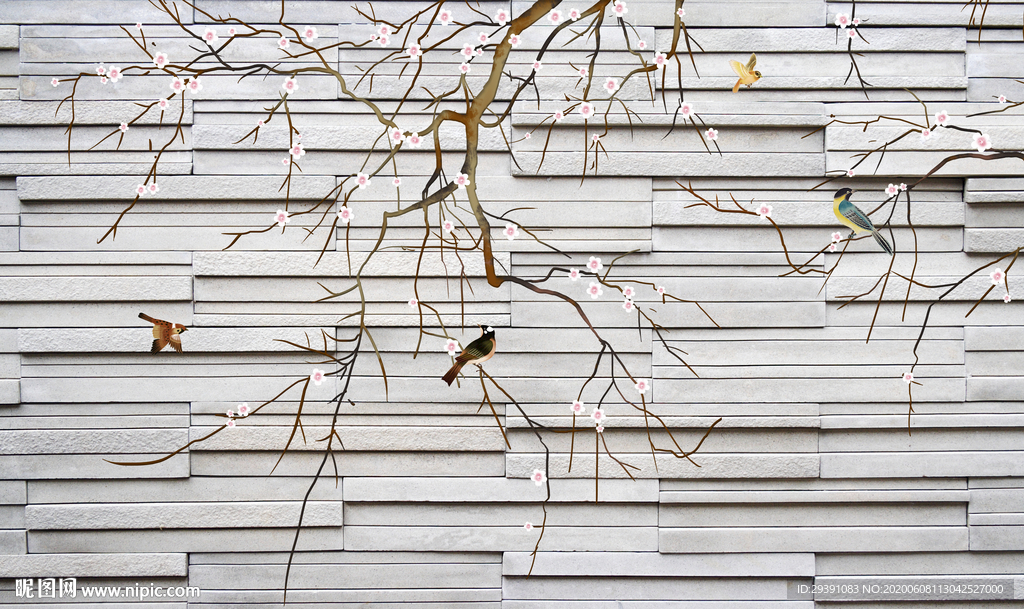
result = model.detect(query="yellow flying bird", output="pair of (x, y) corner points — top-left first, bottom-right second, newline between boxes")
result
(730, 53), (762, 92)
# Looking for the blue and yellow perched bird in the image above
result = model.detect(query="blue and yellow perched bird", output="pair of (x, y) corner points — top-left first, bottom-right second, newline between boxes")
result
(833, 188), (894, 256)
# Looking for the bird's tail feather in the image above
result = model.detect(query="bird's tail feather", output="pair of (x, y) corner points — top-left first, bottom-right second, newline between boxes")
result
(442, 361), (465, 386)
(139, 312), (157, 323)
(873, 230), (894, 256)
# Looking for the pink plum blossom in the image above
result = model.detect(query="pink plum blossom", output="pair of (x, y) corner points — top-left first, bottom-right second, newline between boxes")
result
(569, 8), (582, 20)
(549, 9), (562, 23)
(445, 338), (459, 355)
(654, 52), (667, 67)
(847, 28), (857, 38)
(257, 119), (264, 127)
(454, 173), (471, 188)
(635, 379), (649, 394)
(533, 60), (543, 71)
(279, 36), (290, 49)
(475, 49), (484, 56)
(157, 98), (170, 110)
(393, 177), (402, 187)
(587, 281), (603, 299)
(900, 183), (907, 191)
(438, 9), (453, 25)
(676, 7), (685, 18)
(524, 132), (532, 140)
(831, 232), (843, 243)
(846, 168), (855, 177)
(281, 158), (290, 165)
(337, 206), (354, 224)
(991, 268), (1005, 285)
(509, 34), (521, 48)
(571, 400), (585, 414)
(611, 1), (628, 17)
(504, 223), (519, 240)
(238, 403), (249, 416)
(187, 78), (202, 93)
(596, 425), (605, 433)
(96, 66), (105, 76)
(973, 132), (992, 152)
(902, 371), (914, 383)
(275, 209), (290, 226)
(442, 220), (454, 233)
(228, 27), (237, 37)
(587, 256), (603, 271)
(935, 110), (949, 126)
(107, 66), (122, 82)
(680, 102), (694, 118)
(377, 35), (390, 47)
(886, 183), (898, 196)
(592, 134), (601, 143)
(290, 143), (305, 157)
(203, 28), (219, 43)
(998, 95), (1007, 103)
(227, 410), (235, 418)
(553, 111), (564, 121)
(136, 22), (143, 28)
(828, 243), (837, 253)
(51, 77), (60, 87)
(578, 101), (594, 119)
(389, 128), (405, 144)
(1004, 293), (1012, 303)
(591, 407), (606, 423)
(119, 122), (129, 133)
(135, 184), (147, 196)
(407, 44), (422, 58)
(282, 77), (298, 93)
(604, 77), (620, 94)
(622, 299), (635, 312)
(407, 133), (423, 147)
(310, 369), (325, 386)
(147, 182), (159, 195)
(461, 44), (474, 58)
(920, 129), (932, 141)
(852, 17), (861, 25)
(656, 285), (665, 295)
(835, 13), (851, 28)
(227, 419), (236, 428)
(637, 40), (646, 50)
(495, 9), (510, 25)
(100, 76), (108, 84)
(408, 298), (418, 307)
(756, 203), (773, 219)
(524, 521), (533, 530)
(531, 469), (547, 485)
(622, 286), (635, 299)
(153, 52), (168, 68)
(568, 268), (580, 281)
(706, 128), (718, 141)
(459, 62), (471, 74)
(356, 172), (371, 188)
(579, 66), (589, 78)
(378, 24), (390, 37)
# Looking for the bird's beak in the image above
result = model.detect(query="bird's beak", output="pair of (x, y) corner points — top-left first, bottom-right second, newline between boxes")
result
(181, 328), (188, 332)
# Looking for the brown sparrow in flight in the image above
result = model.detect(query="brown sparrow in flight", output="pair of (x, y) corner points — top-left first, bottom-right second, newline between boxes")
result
(139, 313), (188, 352)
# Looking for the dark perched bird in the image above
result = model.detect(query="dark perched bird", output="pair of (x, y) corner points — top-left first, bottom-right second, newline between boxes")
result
(442, 326), (496, 386)
(833, 188), (894, 255)
(139, 312), (188, 352)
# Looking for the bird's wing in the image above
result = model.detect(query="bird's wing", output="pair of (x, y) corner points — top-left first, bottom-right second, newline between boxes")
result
(729, 60), (749, 79)
(838, 200), (877, 232)
(745, 53), (757, 71)
(140, 313), (171, 327)
(457, 337), (494, 362)
(151, 338), (168, 353)
(169, 334), (183, 353)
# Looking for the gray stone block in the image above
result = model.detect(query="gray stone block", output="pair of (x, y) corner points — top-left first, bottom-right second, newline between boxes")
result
(660, 526), (967, 553)
(502, 551), (815, 576)
(343, 525), (658, 552)
(0, 1), (193, 24)
(28, 527), (342, 553)
(0, 453), (188, 479)
(343, 477), (658, 503)
(0, 276), (192, 302)
(0, 379), (17, 405)
(17, 175), (336, 200)
(1, 302), (193, 328)
(822, 451), (1024, 478)
(0, 553), (187, 577)
(25, 501), (342, 529)
(506, 453), (820, 479)
(0, 530), (26, 554)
